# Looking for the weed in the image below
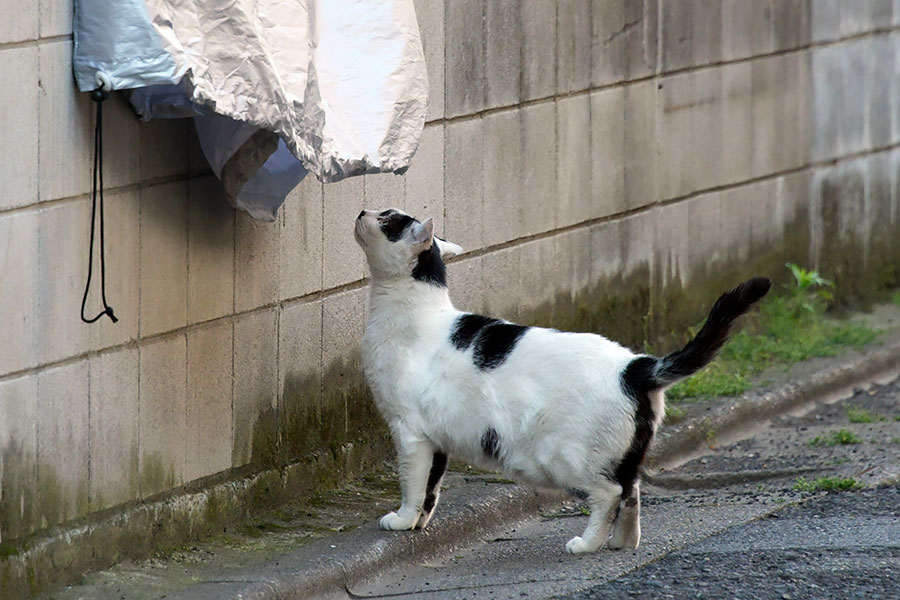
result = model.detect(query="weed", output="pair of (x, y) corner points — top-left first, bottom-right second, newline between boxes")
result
(892, 290), (900, 308)
(891, 437), (900, 444)
(668, 265), (880, 402)
(895, 415), (900, 422)
(793, 476), (863, 492)
(845, 405), (887, 423)
(665, 404), (686, 421)
(808, 429), (862, 446)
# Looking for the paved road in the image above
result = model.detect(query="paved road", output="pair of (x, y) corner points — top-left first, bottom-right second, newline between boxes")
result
(346, 377), (900, 600)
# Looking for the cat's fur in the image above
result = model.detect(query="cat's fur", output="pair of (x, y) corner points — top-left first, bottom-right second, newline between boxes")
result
(354, 208), (770, 554)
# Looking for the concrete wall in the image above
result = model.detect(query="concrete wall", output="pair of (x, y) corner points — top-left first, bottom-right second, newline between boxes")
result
(2, 0), (900, 562)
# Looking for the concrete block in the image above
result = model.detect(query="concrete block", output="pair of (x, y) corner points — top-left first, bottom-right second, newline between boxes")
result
(89, 348), (139, 511)
(235, 209), (280, 312)
(103, 94), (142, 189)
(718, 185), (756, 264)
(771, 0), (811, 52)
(405, 124), (445, 234)
(894, 35), (900, 146)
(233, 310), (278, 467)
(0, 210), (38, 375)
(521, 1), (557, 101)
(139, 183), (188, 337)
(592, 0), (658, 86)
(811, 0), (842, 43)
(867, 36), (893, 149)
(37, 360), (90, 526)
(657, 73), (694, 201)
(659, 0), (692, 71)
(444, 0), (485, 117)
(35, 198), (91, 365)
(185, 321), (233, 482)
(323, 176), (365, 288)
(686, 192), (722, 279)
(278, 299), (322, 401)
(689, 68), (724, 191)
(690, 0), (722, 67)
(564, 227), (593, 298)
(549, 230), (575, 309)
(0, 374), (38, 541)
(281, 175), (323, 300)
(0, 46), (38, 211)
(39, 41), (92, 202)
(139, 334), (186, 497)
(557, 0), (592, 93)
(140, 117), (190, 182)
(446, 255), (484, 313)
(521, 102), (558, 236)
(719, 62), (753, 187)
(752, 53), (810, 178)
(364, 172), (407, 213)
(482, 110), (522, 247)
(482, 247), (521, 322)
(623, 81), (658, 210)
(517, 238), (557, 322)
(865, 151), (893, 245)
(656, 201), (690, 286)
(187, 120), (210, 174)
(557, 95), (593, 227)
(414, 0), (445, 120)
(188, 176), (234, 324)
(443, 118), (484, 253)
(88, 190), (141, 350)
(0, 0), (37, 43)
(841, 0), (891, 36)
(591, 88), (626, 217)
(322, 288), (366, 370)
(590, 219), (624, 283)
(486, 0), (521, 108)
(840, 40), (869, 156)
(40, 0), (72, 36)
(721, 0), (770, 61)
(811, 44), (843, 161)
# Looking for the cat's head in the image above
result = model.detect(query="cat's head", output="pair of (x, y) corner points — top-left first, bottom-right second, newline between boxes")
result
(354, 208), (463, 285)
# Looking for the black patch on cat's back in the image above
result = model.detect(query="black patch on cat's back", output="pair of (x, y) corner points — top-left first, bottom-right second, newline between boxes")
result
(481, 428), (501, 460)
(612, 356), (658, 498)
(411, 243), (447, 287)
(473, 323), (529, 370)
(450, 314), (529, 371)
(450, 314), (500, 349)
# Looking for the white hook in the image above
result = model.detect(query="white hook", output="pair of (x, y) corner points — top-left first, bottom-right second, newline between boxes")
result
(94, 71), (112, 92)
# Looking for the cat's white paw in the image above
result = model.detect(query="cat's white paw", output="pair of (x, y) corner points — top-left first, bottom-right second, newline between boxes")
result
(380, 511), (417, 531)
(565, 536), (593, 554)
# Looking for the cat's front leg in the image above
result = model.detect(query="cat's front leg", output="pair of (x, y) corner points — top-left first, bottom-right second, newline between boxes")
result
(380, 436), (434, 531)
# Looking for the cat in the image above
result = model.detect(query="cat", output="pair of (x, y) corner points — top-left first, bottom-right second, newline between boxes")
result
(354, 208), (770, 554)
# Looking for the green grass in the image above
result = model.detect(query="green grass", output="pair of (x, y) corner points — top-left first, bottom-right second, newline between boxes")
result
(808, 428), (862, 447)
(892, 290), (900, 308)
(668, 291), (880, 403)
(793, 476), (863, 492)
(845, 404), (887, 423)
(891, 437), (900, 444)
(664, 403), (686, 421)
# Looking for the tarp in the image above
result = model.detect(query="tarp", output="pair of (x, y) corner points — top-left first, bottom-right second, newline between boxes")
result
(73, 0), (427, 220)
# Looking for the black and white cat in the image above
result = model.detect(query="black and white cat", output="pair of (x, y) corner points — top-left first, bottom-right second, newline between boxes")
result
(354, 208), (770, 554)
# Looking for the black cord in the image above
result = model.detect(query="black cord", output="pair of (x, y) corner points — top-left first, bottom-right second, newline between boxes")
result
(81, 85), (117, 324)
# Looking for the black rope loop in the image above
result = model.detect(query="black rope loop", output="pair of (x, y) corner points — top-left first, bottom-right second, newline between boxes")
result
(81, 84), (117, 324)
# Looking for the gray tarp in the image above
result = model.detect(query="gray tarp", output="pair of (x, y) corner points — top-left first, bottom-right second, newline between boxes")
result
(73, 0), (427, 220)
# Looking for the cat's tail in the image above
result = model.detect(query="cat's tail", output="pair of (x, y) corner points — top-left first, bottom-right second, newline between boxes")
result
(650, 276), (771, 389)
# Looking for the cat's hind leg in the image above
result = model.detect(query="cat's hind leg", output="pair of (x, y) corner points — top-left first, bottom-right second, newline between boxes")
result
(607, 480), (641, 550)
(565, 479), (622, 554)
(415, 451), (448, 530)
(380, 436), (434, 531)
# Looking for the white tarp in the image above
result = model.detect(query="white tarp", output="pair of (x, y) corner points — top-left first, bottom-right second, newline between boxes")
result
(73, 0), (427, 220)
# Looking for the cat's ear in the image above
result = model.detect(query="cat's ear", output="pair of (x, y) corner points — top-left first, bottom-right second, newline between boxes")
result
(434, 236), (463, 260)
(411, 217), (435, 252)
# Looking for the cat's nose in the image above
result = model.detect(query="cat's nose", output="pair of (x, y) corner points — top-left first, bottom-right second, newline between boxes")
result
(357, 210), (366, 220)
